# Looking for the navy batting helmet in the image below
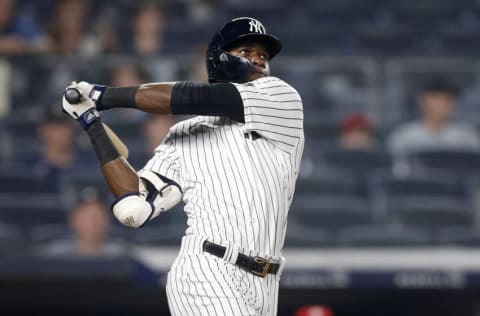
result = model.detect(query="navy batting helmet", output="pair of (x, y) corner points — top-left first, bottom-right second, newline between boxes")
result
(206, 17), (282, 83)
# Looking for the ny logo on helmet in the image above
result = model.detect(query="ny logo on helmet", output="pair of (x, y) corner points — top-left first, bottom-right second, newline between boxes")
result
(249, 19), (265, 34)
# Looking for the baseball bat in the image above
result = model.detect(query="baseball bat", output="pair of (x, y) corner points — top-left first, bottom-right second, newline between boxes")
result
(64, 87), (129, 159)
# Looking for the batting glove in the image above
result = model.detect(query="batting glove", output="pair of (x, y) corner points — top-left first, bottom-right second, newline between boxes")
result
(62, 82), (101, 129)
(72, 81), (107, 107)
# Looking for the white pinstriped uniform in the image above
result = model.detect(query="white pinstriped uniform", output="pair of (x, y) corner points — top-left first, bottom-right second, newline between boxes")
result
(142, 76), (304, 315)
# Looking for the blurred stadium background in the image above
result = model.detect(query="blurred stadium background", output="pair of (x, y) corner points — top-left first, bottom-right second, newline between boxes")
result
(3, 0), (480, 315)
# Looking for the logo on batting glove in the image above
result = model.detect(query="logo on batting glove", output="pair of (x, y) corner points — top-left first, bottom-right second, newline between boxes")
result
(78, 108), (100, 129)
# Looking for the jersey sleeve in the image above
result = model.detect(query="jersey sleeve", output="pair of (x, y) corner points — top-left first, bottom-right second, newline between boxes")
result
(141, 134), (182, 187)
(233, 76), (304, 153)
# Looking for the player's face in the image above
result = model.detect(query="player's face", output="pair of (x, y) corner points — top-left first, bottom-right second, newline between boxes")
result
(228, 41), (271, 81)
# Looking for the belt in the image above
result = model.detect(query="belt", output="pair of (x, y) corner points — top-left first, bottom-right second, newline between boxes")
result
(202, 241), (279, 277)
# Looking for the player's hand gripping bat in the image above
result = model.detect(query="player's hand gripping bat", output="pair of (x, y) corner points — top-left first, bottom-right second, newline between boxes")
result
(64, 87), (129, 158)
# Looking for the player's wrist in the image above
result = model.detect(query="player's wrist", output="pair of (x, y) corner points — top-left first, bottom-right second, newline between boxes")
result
(88, 84), (107, 107)
(96, 86), (139, 111)
(86, 119), (120, 165)
(77, 107), (101, 129)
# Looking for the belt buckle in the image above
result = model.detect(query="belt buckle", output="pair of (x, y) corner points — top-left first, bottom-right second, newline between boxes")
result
(252, 256), (270, 278)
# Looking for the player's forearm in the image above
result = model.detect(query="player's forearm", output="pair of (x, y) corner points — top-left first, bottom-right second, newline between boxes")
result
(135, 83), (175, 113)
(96, 82), (244, 122)
(86, 120), (139, 197)
(101, 158), (139, 197)
(97, 83), (175, 114)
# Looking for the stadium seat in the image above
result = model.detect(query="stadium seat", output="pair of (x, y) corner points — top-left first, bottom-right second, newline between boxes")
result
(368, 170), (465, 197)
(295, 171), (364, 196)
(381, 195), (471, 229)
(29, 223), (71, 244)
(0, 171), (49, 193)
(284, 222), (333, 248)
(336, 224), (432, 247)
(355, 24), (420, 55)
(133, 224), (186, 246)
(0, 193), (67, 229)
(59, 172), (112, 207)
(0, 223), (28, 256)
(407, 150), (480, 174)
(0, 205), (66, 229)
(316, 148), (392, 176)
(435, 226), (480, 247)
(290, 193), (373, 230)
(303, 120), (339, 150)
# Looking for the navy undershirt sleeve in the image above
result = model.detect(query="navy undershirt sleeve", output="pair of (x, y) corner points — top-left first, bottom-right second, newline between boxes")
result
(171, 81), (245, 123)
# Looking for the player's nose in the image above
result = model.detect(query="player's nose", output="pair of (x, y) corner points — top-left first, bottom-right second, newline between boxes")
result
(250, 53), (266, 68)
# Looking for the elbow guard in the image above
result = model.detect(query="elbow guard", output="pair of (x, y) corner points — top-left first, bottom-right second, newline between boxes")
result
(111, 170), (182, 228)
(112, 193), (154, 228)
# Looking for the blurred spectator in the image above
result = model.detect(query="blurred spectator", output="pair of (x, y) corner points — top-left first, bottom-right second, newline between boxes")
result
(187, 0), (220, 25)
(91, 4), (120, 54)
(338, 113), (376, 149)
(0, 0), (48, 54)
(126, 1), (168, 56)
(102, 63), (151, 122)
(129, 113), (175, 169)
(111, 63), (150, 87)
(388, 80), (480, 156)
(42, 187), (129, 257)
(46, 0), (101, 56)
(142, 114), (175, 155)
(187, 45), (208, 82)
(29, 106), (94, 192)
(294, 305), (335, 316)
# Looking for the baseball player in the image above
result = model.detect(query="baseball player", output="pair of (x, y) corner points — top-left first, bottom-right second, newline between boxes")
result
(62, 17), (304, 316)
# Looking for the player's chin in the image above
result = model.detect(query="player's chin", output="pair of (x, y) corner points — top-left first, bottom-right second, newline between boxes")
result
(248, 72), (268, 81)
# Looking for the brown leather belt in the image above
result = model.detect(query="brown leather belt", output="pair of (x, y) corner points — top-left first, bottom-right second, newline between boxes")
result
(202, 241), (279, 278)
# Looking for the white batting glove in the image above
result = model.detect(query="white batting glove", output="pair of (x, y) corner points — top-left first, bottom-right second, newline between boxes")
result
(74, 81), (107, 106)
(62, 82), (101, 129)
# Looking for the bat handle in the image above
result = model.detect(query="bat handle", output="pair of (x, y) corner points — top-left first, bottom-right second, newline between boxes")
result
(64, 87), (84, 104)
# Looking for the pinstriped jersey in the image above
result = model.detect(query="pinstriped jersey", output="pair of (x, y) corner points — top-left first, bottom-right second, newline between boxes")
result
(142, 76), (304, 258)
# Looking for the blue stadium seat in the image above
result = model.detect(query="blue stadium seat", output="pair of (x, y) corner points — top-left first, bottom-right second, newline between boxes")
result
(436, 226), (480, 247)
(0, 193), (66, 229)
(316, 148), (392, 176)
(336, 224), (432, 247)
(29, 223), (71, 244)
(438, 18), (480, 54)
(355, 24), (420, 55)
(302, 118), (342, 152)
(296, 171), (364, 196)
(0, 205), (66, 229)
(4, 119), (38, 139)
(407, 150), (480, 174)
(368, 170), (465, 197)
(381, 195), (471, 228)
(369, 169), (472, 227)
(0, 171), (49, 193)
(290, 193), (373, 230)
(59, 172), (112, 207)
(11, 138), (42, 164)
(284, 222), (333, 248)
(0, 222), (28, 256)
(133, 224), (186, 246)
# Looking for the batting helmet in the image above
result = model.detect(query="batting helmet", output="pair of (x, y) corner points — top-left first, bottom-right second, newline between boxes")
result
(206, 17), (282, 83)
